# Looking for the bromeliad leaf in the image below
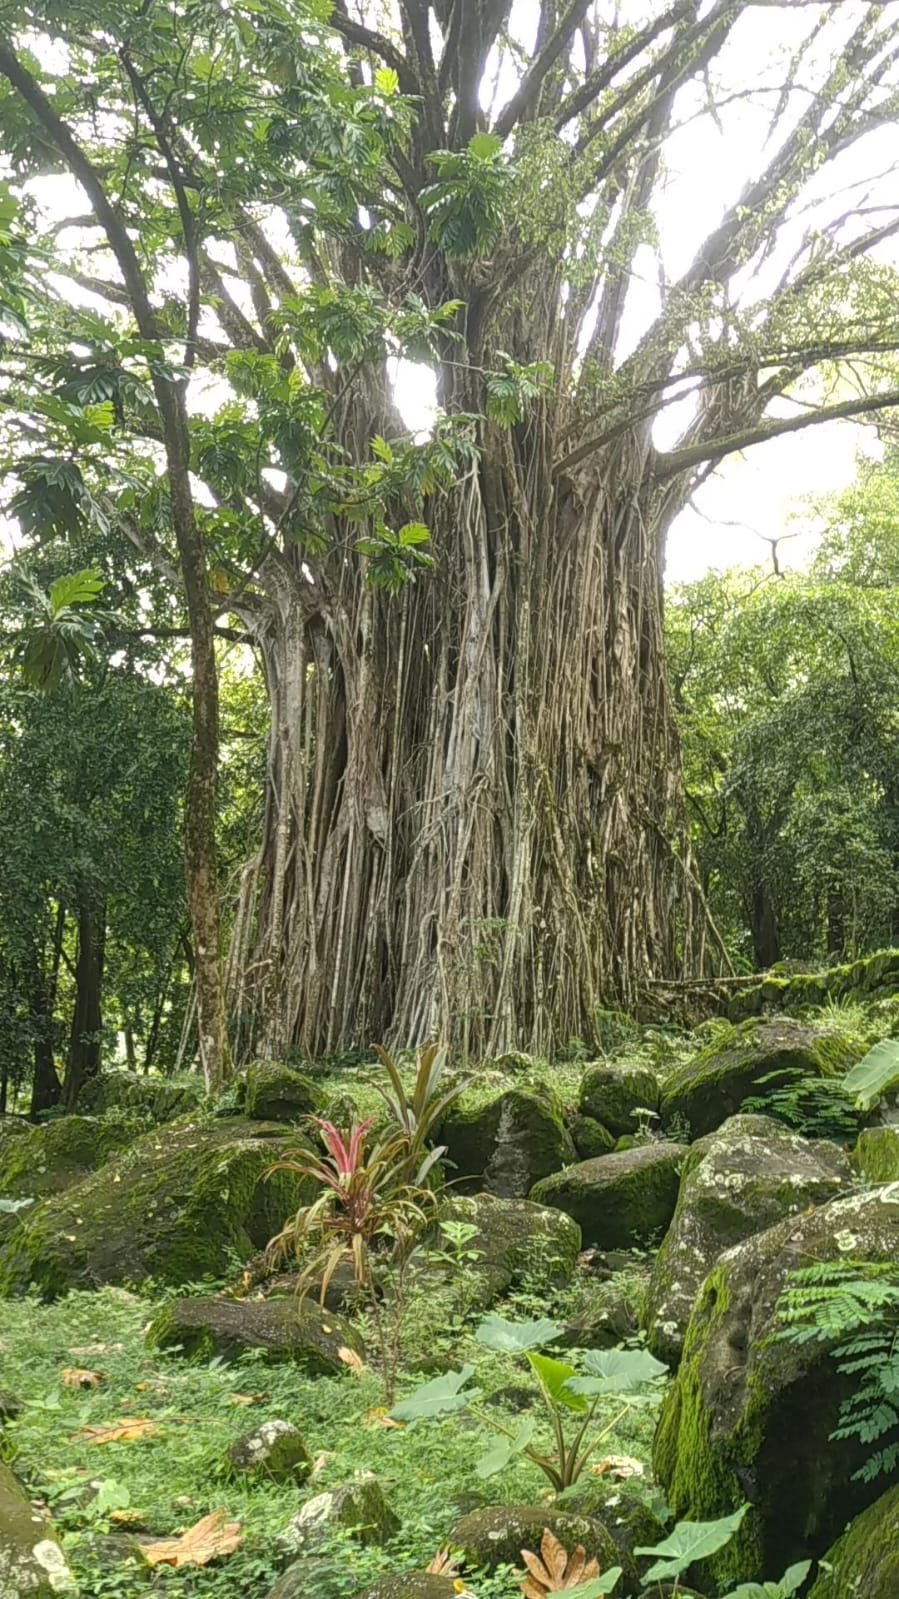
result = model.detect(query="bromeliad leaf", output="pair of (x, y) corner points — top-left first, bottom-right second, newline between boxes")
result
(476, 1314), (563, 1353)
(636, 1505), (749, 1582)
(389, 1364), (479, 1422)
(527, 1352), (587, 1413)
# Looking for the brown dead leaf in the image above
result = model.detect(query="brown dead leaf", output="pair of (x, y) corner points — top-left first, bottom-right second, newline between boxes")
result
(138, 1509), (243, 1569)
(227, 1392), (268, 1407)
(518, 1529), (600, 1598)
(108, 1510), (148, 1527)
(61, 1368), (105, 1389)
(364, 1407), (402, 1429)
(69, 1343), (123, 1357)
(309, 1451), (335, 1479)
(589, 1453), (644, 1481)
(337, 1345), (365, 1375)
(74, 1417), (159, 1446)
(426, 1547), (461, 1577)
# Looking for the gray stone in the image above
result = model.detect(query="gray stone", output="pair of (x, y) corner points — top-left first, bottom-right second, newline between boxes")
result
(659, 1019), (861, 1140)
(578, 1062), (660, 1136)
(281, 1476), (399, 1553)
(644, 1114), (851, 1366)
(227, 1419), (311, 1482)
(531, 1143), (687, 1248)
(241, 1063), (322, 1123)
(0, 1460), (77, 1594)
(434, 1193), (581, 1310)
(349, 1579), (458, 1599)
(439, 1086), (576, 1197)
(146, 1294), (362, 1373)
(446, 1504), (619, 1573)
(654, 1182), (899, 1587)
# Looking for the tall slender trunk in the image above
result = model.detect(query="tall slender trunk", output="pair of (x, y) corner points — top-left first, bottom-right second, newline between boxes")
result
(63, 889), (105, 1109)
(28, 913), (63, 1116)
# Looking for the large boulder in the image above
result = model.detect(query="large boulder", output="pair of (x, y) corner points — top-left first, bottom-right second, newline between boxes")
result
(808, 1482), (899, 1598)
(0, 1117), (312, 1299)
(439, 1086), (576, 1197)
(76, 1072), (203, 1123)
(531, 1143), (687, 1248)
(446, 1504), (619, 1575)
(644, 1115), (851, 1366)
(145, 1293), (362, 1371)
(0, 1460), (77, 1594)
(659, 1019), (861, 1140)
(0, 1116), (136, 1203)
(434, 1193), (581, 1310)
(240, 1063), (322, 1123)
(349, 1580), (457, 1599)
(281, 1476), (400, 1552)
(854, 1126), (899, 1182)
(578, 1062), (660, 1136)
(653, 1183), (899, 1586)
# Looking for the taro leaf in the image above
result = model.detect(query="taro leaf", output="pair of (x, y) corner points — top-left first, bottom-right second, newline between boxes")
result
(563, 1574), (623, 1599)
(636, 1504), (749, 1581)
(475, 1415), (536, 1479)
(527, 1352), (587, 1413)
(721, 1562), (812, 1599)
(476, 1314), (563, 1353)
(389, 1364), (478, 1422)
(842, 1039), (899, 1110)
(566, 1347), (668, 1396)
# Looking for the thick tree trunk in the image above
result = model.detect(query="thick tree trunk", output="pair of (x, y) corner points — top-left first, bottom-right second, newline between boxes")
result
(232, 407), (710, 1059)
(63, 890), (105, 1108)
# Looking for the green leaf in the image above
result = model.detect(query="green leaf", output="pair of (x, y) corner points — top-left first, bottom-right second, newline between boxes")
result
(475, 1416), (536, 1478)
(468, 132), (502, 160)
(475, 1315), (563, 1353)
(563, 1572), (623, 1599)
(397, 522), (430, 547)
(389, 1365), (478, 1421)
(842, 1039), (899, 1110)
(527, 1351), (587, 1412)
(721, 1566), (812, 1599)
(48, 570), (105, 615)
(636, 1506), (748, 1582)
(566, 1347), (669, 1395)
(374, 67), (399, 95)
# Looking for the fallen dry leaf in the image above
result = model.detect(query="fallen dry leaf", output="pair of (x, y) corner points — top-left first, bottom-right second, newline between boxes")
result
(61, 1368), (105, 1389)
(589, 1453), (644, 1481)
(138, 1509), (242, 1569)
(364, 1407), (402, 1429)
(227, 1392), (268, 1407)
(426, 1546), (461, 1577)
(109, 1510), (148, 1527)
(518, 1529), (600, 1598)
(309, 1451), (335, 1479)
(337, 1345), (365, 1375)
(69, 1343), (124, 1357)
(74, 1417), (159, 1446)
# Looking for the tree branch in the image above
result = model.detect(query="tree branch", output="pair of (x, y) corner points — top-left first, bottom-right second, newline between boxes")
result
(493, 0), (591, 138)
(653, 389), (899, 481)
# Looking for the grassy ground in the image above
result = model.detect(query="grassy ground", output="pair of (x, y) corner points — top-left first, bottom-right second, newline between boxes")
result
(0, 1262), (656, 1599)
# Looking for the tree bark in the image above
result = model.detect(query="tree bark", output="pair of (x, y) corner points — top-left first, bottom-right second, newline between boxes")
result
(63, 890), (105, 1109)
(27, 922), (62, 1116)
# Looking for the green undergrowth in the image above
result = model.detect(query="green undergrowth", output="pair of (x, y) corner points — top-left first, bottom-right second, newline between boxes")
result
(0, 1266), (657, 1599)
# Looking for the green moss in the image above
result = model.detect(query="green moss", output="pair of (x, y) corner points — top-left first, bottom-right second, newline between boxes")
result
(570, 1114), (616, 1159)
(76, 1072), (203, 1123)
(808, 1482), (899, 1598)
(578, 1062), (660, 1135)
(531, 1143), (686, 1248)
(854, 1126), (899, 1183)
(728, 950), (899, 1024)
(242, 1062), (322, 1122)
(438, 1091), (504, 1180)
(0, 1118), (312, 1299)
(0, 1114), (138, 1201)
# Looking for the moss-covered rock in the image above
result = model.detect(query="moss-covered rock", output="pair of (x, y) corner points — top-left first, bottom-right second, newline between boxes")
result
(0, 1115), (137, 1203)
(348, 1578), (457, 1599)
(226, 1419), (311, 1482)
(0, 1117), (312, 1299)
(531, 1143), (687, 1249)
(652, 1183), (899, 1586)
(728, 949), (899, 1023)
(570, 1115), (616, 1160)
(145, 1292), (361, 1370)
(563, 1482), (666, 1586)
(659, 1019), (862, 1140)
(240, 1063), (322, 1123)
(807, 1481), (899, 1598)
(439, 1086), (575, 1196)
(579, 1062), (660, 1136)
(853, 1125), (899, 1182)
(281, 1476), (400, 1552)
(435, 1193), (581, 1309)
(0, 1459), (77, 1594)
(76, 1072), (203, 1123)
(447, 1504), (619, 1574)
(644, 1114), (851, 1366)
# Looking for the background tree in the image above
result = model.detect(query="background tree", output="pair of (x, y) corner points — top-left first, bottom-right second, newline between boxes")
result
(4, 1), (899, 1061)
(668, 460), (899, 967)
